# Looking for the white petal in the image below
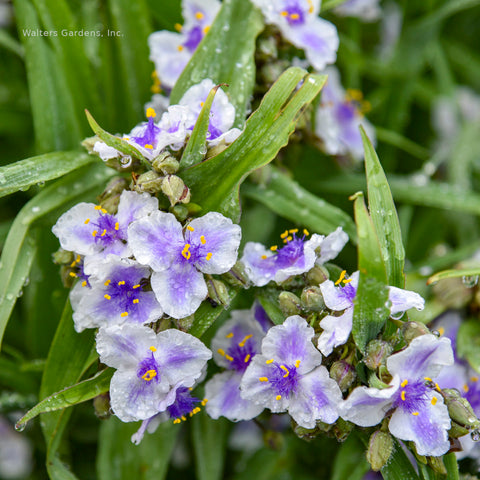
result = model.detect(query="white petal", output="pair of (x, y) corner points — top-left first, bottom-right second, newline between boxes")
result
(317, 309), (353, 356)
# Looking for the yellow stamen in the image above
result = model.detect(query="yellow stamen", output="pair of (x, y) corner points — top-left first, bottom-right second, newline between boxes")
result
(94, 205), (102, 210)
(437, 327), (445, 336)
(200, 235), (206, 244)
(70, 260), (77, 267)
(308, 0), (314, 13)
(335, 270), (347, 285)
(290, 13), (300, 19)
(261, 255), (267, 260)
(203, 25), (210, 34)
(206, 252), (212, 261)
(201, 398), (208, 406)
(177, 45), (184, 51)
(149, 346), (157, 352)
(280, 365), (289, 378)
(84, 218), (90, 224)
(118, 281), (125, 286)
(276, 395), (282, 400)
(259, 377), (269, 382)
(289, 228), (298, 234)
(187, 225), (195, 231)
(133, 299), (139, 304)
(104, 279), (111, 286)
(225, 354), (233, 362)
(471, 376), (479, 382)
(412, 412), (419, 416)
(303, 228), (309, 236)
(151, 84), (161, 94)
(266, 359), (274, 364)
(284, 236), (293, 243)
(280, 230), (289, 239)
(200, 101), (204, 107)
(76, 255), (80, 263)
(100, 229), (107, 237)
(173, 418), (181, 424)
(195, 11), (204, 20)
(217, 349), (225, 356)
(401, 379), (408, 388)
(270, 245), (278, 251)
(146, 107), (156, 118)
(424, 377), (432, 382)
(346, 88), (364, 102)
(280, 10), (288, 16)
(104, 294), (111, 300)
(435, 383), (441, 392)
(174, 23), (182, 32)
(192, 407), (201, 414)
(343, 278), (352, 284)
(226, 332), (234, 338)
(431, 397), (438, 406)
(92, 230), (98, 237)
(181, 416), (186, 421)
(69, 272), (77, 278)
(244, 354), (251, 363)
(463, 384), (470, 393)
(82, 281), (87, 287)
(401, 391), (406, 401)
(141, 369), (157, 381)
(295, 360), (301, 368)
(133, 284), (141, 289)
(115, 222), (119, 231)
(238, 334), (253, 347)
(121, 312), (128, 317)
(182, 244), (191, 260)
(101, 208), (107, 214)
(145, 144), (153, 149)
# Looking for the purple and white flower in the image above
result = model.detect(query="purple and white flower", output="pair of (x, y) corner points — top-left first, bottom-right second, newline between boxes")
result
(315, 67), (376, 160)
(52, 190), (158, 264)
(72, 258), (163, 332)
(251, 0), (339, 71)
(241, 227), (348, 287)
(333, 0), (381, 22)
(240, 315), (342, 428)
(205, 307), (270, 421)
(128, 210), (241, 318)
(341, 334), (454, 456)
(318, 271), (425, 356)
(96, 324), (211, 422)
(0, 416), (33, 479)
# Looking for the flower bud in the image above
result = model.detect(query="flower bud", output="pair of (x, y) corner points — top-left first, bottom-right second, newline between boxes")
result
(256, 36), (278, 61)
(278, 291), (302, 316)
(53, 249), (74, 265)
(443, 388), (480, 433)
(206, 278), (230, 308)
(81, 135), (100, 154)
(174, 314), (194, 332)
(152, 152), (180, 174)
(205, 142), (229, 160)
(98, 177), (128, 212)
(401, 321), (430, 344)
(305, 265), (330, 286)
(364, 340), (393, 370)
(426, 455), (447, 475)
(93, 392), (111, 420)
(222, 261), (251, 288)
(329, 361), (356, 392)
(293, 423), (320, 440)
(171, 204), (189, 222)
(161, 175), (191, 206)
(301, 286), (325, 312)
(134, 171), (164, 194)
(366, 431), (394, 471)
(432, 278), (472, 309)
(331, 418), (354, 442)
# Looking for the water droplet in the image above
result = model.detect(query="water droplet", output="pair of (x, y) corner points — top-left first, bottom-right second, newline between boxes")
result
(17, 290), (23, 298)
(6, 293), (14, 301)
(390, 311), (405, 320)
(462, 275), (479, 288)
(419, 266), (433, 276)
(0, 173), (6, 184)
(471, 429), (480, 442)
(37, 181), (45, 187)
(15, 422), (26, 432)
(119, 156), (132, 168)
(199, 145), (207, 155)
(23, 277), (30, 287)
(31, 206), (40, 213)
(432, 329), (441, 337)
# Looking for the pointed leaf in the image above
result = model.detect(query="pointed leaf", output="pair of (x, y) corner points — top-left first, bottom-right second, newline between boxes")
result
(427, 268), (480, 286)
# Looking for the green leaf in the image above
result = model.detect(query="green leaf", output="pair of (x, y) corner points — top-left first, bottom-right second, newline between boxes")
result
(97, 416), (178, 480)
(16, 368), (113, 430)
(192, 412), (229, 480)
(427, 268), (480, 286)
(180, 86), (218, 168)
(331, 434), (370, 480)
(170, 0), (264, 127)
(380, 439), (420, 480)
(243, 166), (357, 241)
(0, 163), (113, 350)
(362, 128), (405, 288)
(256, 288), (285, 326)
(457, 319), (480, 372)
(182, 68), (327, 221)
(443, 453), (459, 480)
(0, 29), (24, 58)
(352, 193), (390, 352)
(0, 151), (94, 198)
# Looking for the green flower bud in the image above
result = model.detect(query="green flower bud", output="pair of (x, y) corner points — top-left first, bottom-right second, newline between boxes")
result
(152, 152), (180, 175)
(293, 423), (320, 440)
(174, 314), (194, 332)
(330, 361), (356, 392)
(170, 204), (189, 222)
(81, 135), (100, 154)
(426, 455), (447, 475)
(134, 171), (164, 194)
(93, 392), (111, 420)
(205, 142), (229, 160)
(278, 291), (302, 316)
(206, 277), (230, 308)
(443, 388), (480, 432)
(222, 261), (251, 288)
(98, 177), (128, 213)
(401, 321), (430, 344)
(161, 175), (191, 206)
(367, 431), (394, 471)
(53, 249), (74, 265)
(331, 418), (354, 442)
(305, 265), (330, 286)
(364, 340), (393, 370)
(300, 286), (325, 312)
(256, 36), (278, 61)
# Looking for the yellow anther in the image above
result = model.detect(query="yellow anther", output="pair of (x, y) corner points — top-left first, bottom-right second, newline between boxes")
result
(280, 365), (289, 378)
(431, 397), (438, 406)
(82, 281), (87, 287)
(201, 398), (208, 406)
(192, 407), (201, 414)
(283, 236), (293, 243)
(187, 225), (195, 231)
(101, 208), (107, 214)
(281, 10), (288, 16)
(174, 23), (182, 32)
(289, 229), (298, 234)
(104, 294), (111, 300)
(335, 270), (347, 286)
(308, 0), (314, 13)
(206, 252), (212, 261)
(115, 222), (119, 230)
(123, 136), (130, 141)
(181, 415), (186, 421)
(295, 360), (301, 368)
(471, 376), (479, 382)
(133, 284), (141, 289)
(200, 235), (206, 244)
(200, 101), (204, 107)
(84, 218), (90, 224)
(244, 354), (251, 363)
(225, 354), (234, 362)
(343, 278), (352, 284)
(270, 245), (278, 251)
(141, 369), (157, 381)
(151, 84), (161, 94)
(149, 346), (157, 352)
(92, 230), (98, 237)
(276, 395), (282, 400)
(146, 107), (156, 118)
(401, 391), (406, 401)
(261, 255), (267, 260)
(118, 281), (125, 286)
(217, 348), (226, 356)
(203, 25), (210, 34)
(412, 412), (419, 416)
(226, 332), (234, 338)
(280, 230), (289, 239)
(104, 279), (111, 286)
(76, 255), (80, 262)
(69, 272), (77, 278)
(100, 229), (107, 237)
(121, 312), (128, 317)
(424, 377), (432, 382)
(182, 244), (191, 260)
(290, 13), (300, 19)
(173, 418), (181, 424)
(144, 144), (153, 149)
(401, 379), (408, 388)
(238, 334), (253, 347)
(346, 88), (364, 102)
(177, 45), (184, 51)
(435, 383), (441, 392)
(133, 299), (139, 304)
(70, 260), (77, 268)
(463, 384), (470, 393)
(259, 377), (269, 382)
(266, 359), (274, 364)
(437, 327), (445, 336)
(94, 205), (102, 210)
(303, 228), (309, 236)
(195, 11), (204, 19)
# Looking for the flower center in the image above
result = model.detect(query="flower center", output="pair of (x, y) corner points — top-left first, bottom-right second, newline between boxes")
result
(87, 208), (122, 247)
(218, 333), (257, 372)
(103, 276), (143, 318)
(137, 353), (159, 384)
(393, 378), (430, 415)
(132, 109), (160, 150)
(181, 226), (213, 263)
(335, 270), (357, 304)
(168, 386), (208, 423)
(280, 5), (306, 25)
(258, 359), (302, 399)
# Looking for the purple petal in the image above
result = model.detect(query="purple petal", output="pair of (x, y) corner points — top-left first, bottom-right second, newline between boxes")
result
(317, 309), (353, 356)
(115, 190), (159, 233)
(315, 227), (349, 265)
(241, 242), (277, 286)
(388, 286), (424, 315)
(320, 271), (359, 311)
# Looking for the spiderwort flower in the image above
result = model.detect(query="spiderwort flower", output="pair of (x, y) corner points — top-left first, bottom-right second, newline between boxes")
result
(240, 316), (342, 428)
(251, 0), (339, 71)
(340, 334), (454, 456)
(96, 324), (212, 422)
(72, 258), (163, 332)
(315, 67), (376, 160)
(52, 190), (158, 264)
(318, 271), (425, 356)
(241, 227), (348, 287)
(128, 211), (241, 318)
(205, 308), (269, 421)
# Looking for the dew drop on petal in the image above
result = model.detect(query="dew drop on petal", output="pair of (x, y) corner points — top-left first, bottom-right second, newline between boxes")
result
(462, 275), (479, 288)
(471, 429), (480, 442)
(390, 311), (404, 320)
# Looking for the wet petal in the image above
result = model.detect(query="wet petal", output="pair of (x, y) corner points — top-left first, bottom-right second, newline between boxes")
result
(317, 309), (353, 356)
(315, 227), (349, 265)
(388, 286), (425, 315)
(115, 190), (159, 234)
(320, 271), (359, 311)
(241, 242), (277, 287)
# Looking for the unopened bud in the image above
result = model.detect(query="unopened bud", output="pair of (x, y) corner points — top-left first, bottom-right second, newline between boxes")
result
(205, 142), (229, 160)
(367, 431), (394, 471)
(305, 265), (330, 285)
(98, 177), (128, 212)
(93, 392), (111, 420)
(152, 152), (180, 174)
(206, 278), (230, 308)
(53, 249), (74, 265)
(293, 423), (320, 440)
(82, 135), (100, 154)
(161, 175), (191, 206)
(278, 291), (302, 316)
(256, 36), (277, 61)
(330, 361), (356, 392)
(364, 340), (393, 370)
(222, 261), (250, 288)
(134, 171), (164, 194)
(401, 321), (430, 344)
(443, 388), (480, 433)
(175, 314), (194, 332)
(426, 455), (447, 475)
(331, 418), (354, 442)
(301, 286), (325, 312)
(171, 204), (189, 222)
(433, 278), (472, 309)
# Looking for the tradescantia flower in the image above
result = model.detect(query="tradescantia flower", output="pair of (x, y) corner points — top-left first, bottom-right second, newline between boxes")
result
(205, 307), (270, 421)
(341, 334), (454, 456)
(317, 270), (425, 356)
(251, 0), (339, 71)
(52, 190), (158, 266)
(96, 324), (211, 422)
(315, 67), (376, 160)
(241, 227), (348, 287)
(240, 316), (342, 428)
(128, 210), (241, 318)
